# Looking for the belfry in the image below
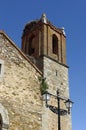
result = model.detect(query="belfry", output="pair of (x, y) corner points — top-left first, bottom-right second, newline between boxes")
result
(22, 14), (67, 72)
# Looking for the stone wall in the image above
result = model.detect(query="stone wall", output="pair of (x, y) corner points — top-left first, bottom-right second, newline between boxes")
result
(0, 33), (42, 130)
(44, 56), (69, 96)
(42, 56), (72, 130)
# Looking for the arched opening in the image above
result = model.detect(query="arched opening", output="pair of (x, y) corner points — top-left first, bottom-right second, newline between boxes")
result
(28, 35), (35, 55)
(52, 34), (58, 55)
(0, 114), (2, 130)
(0, 103), (9, 130)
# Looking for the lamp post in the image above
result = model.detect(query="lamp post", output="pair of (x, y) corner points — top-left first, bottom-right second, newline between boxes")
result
(42, 89), (73, 130)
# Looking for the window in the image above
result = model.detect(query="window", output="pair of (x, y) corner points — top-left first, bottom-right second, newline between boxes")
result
(0, 60), (4, 78)
(0, 64), (1, 74)
(29, 35), (35, 55)
(52, 34), (58, 55)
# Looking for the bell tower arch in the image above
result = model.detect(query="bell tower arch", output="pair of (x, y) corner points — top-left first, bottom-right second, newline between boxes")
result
(52, 34), (58, 55)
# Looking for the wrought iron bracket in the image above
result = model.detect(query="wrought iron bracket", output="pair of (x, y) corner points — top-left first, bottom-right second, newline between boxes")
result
(48, 105), (67, 116)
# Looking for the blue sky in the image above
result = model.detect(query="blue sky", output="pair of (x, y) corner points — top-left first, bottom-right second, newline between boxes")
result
(0, 0), (86, 130)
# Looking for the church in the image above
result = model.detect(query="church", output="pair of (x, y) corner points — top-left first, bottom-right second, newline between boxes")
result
(0, 14), (72, 130)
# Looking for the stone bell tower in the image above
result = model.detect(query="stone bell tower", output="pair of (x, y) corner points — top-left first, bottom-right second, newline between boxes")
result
(21, 14), (72, 130)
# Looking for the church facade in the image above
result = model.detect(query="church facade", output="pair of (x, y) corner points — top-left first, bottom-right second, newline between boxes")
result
(0, 14), (72, 130)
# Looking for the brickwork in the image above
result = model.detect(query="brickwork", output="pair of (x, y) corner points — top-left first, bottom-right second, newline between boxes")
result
(22, 17), (67, 72)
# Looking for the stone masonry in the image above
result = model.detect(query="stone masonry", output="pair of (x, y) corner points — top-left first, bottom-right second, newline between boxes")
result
(42, 56), (72, 130)
(0, 32), (42, 130)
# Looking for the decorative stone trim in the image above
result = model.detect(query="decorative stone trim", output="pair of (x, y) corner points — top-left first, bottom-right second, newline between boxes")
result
(0, 103), (9, 130)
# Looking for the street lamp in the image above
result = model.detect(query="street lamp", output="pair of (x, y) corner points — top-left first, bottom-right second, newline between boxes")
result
(42, 89), (73, 130)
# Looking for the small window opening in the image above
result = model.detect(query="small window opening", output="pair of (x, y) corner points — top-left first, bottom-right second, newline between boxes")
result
(0, 60), (4, 78)
(56, 70), (58, 76)
(52, 34), (58, 55)
(0, 64), (2, 74)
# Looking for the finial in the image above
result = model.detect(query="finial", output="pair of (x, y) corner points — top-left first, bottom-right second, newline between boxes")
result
(62, 27), (66, 36)
(41, 13), (47, 23)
